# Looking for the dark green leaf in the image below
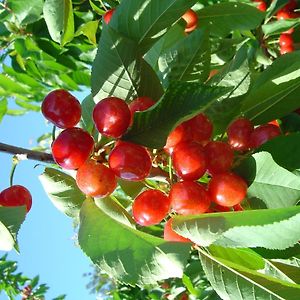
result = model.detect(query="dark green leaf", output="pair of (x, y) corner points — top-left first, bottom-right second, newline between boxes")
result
(80, 94), (95, 133)
(254, 244), (300, 259)
(262, 19), (300, 36)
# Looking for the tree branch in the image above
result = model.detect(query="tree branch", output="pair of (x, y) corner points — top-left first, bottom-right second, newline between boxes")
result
(0, 142), (55, 163)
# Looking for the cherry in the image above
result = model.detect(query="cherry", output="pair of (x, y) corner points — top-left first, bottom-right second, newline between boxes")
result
(280, 44), (295, 54)
(128, 96), (155, 125)
(0, 185), (32, 212)
(170, 181), (210, 215)
(132, 190), (170, 226)
(52, 127), (94, 170)
(163, 218), (191, 243)
(76, 159), (117, 198)
(172, 141), (206, 181)
(227, 117), (254, 152)
(41, 89), (81, 129)
(268, 120), (280, 127)
(204, 141), (234, 175)
(208, 172), (247, 207)
(182, 9), (198, 33)
(93, 97), (131, 138)
(184, 113), (213, 144)
(249, 124), (281, 149)
(211, 204), (231, 212)
(253, 0), (267, 11)
(284, 0), (297, 11)
(103, 8), (115, 24)
(276, 10), (296, 34)
(279, 34), (294, 47)
(109, 141), (152, 181)
(233, 203), (244, 211)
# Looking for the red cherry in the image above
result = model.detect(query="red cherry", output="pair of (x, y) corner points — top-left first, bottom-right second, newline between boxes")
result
(93, 97), (131, 138)
(52, 127), (94, 170)
(279, 34), (294, 47)
(253, 0), (267, 11)
(268, 120), (280, 127)
(212, 204), (231, 212)
(277, 9), (295, 20)
(41, 89), (81, 129)
(184, 113), (213, 144)
(170, 181), (211, 215)
(0, 185), (32, 212)
(204, 141), (234, 175)
(76, 160), (117, 198)
(132, 190), (170, 226)
(284, 0), (297, 11)
(280, 44), (295, 54)
(163, 218), (191, 242)
(128, 96), (155, 125)
(172, 141), (207, 181)
(103, 8), (115, 24)
(109, 141), (152, 181)
(208, 172), (247, 207)
(249, 124), (281, 149)
(233, 203), (244, 211)
(182, 9), (198, 33)
(227, 117), (254, 151)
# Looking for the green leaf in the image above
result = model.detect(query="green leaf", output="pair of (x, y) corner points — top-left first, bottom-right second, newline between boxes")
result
(157, 28), (210, 87)
(254, 244), (300, 259)
(198, 3), (265, 37)
(0, 206), (26, 251)
(78, 199), (191, 285)
(43, 0), (74, 45)
(0, 99), (7, 123)
(80, 94), (95, 133)
(89, 0), (105, 15)
(199, 248), (300, 300)
(0, 74), (30, 94)
(39, 168), (86, 218)
(110, 0), (197, 52)
(123, 82), (229, 149)
(172, 206), (300, 249)
(236, 152), (300, 208)
(241, 51), (300, 124)
(15, 100), (40, 112)
(75, 20), (99, 44)
(91, 25), (163, 102)
(262, 19), (300, 36)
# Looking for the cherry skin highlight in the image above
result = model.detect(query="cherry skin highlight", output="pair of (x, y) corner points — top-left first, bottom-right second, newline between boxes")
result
(41, 89), (81, 128)
(182, 9), (198, 33)
(109, 141), (152, 181)
(103, 8), (115, 24)
(164, 218), (191, 243)
(93, 97), (131, 138)
(279, 34), (294, 47)
(249, 124), (281, 149)
(280, 44), (295, 54)
(227, 117), (254, 151)
(253, 0), (267, 11)
(128, 96), (155, 125)
(0, 185), (32, 212)
(52, 127), (94, 170)
(132, 190), (170, 226)
(204, 141), (234, 175)
(172, 141), (207, 181)
(76, 159), (117, 198)
(170, 181), (211, 215)
(208, 172), (247, 207)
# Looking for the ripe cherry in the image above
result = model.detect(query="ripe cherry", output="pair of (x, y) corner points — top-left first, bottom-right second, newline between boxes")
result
(164, 218), (191, 243)
(109, 141), (152, 181)
(103, 8), (115, 24)
(52, 127), (94, 170)
(93, 97), (131, 138)
(170, 181), (210, 215)
(284, 0), (297, 10)
(253, 0), (267, 11)
(76, 160), (117, 198)
(182, 9), (198, 33)
(279, 34), (294, 47)
(280, 44), (295, 54)
(204, 141), (234, 175)
(249, 124), (281, 149)
(172, 141), (206, 181)
(276, 10), (296, 34)
(208, 172), (247, 207)
(41, 89), (81, 129)
(128, 96), (155, 125)
(0, 185), (32, 212)
(132, 190), (170, 226)
(227, 117), (254, 151)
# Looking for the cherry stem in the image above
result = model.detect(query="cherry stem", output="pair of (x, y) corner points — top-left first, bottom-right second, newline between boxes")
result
(0, 142), (55, 163)
(52, 125), (56, 142)
(9, 156), (18, 187)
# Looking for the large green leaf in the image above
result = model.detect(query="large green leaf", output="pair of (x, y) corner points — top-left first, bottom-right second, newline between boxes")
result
(0, 206), (26, 251)
(198, 2), (265, 37)
(43, 0), (74, 45)
(241, 51), (300, 124)
(91, 25), (163, 102)
(0, 99), (7, 123)
(110, 0), (197, 52)
(39, 168), (86, 218)
(78, 199), (191, 285)
(172, 206), (300, 249)
(254, 244), (300, 259)
(199, 248), (300, 300)
(157, 28), (210, 87)
(123, 82), (229, 148)
(236, 152), (300, 208)
(0, 74), (30, 94)
(262, 19), (300, 36)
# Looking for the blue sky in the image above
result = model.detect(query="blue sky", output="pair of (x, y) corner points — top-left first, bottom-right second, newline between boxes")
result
(0, 93), (97, 299)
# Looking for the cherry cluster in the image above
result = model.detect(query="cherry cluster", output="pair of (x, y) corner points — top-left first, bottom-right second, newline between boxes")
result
(41, 88), (282, 243)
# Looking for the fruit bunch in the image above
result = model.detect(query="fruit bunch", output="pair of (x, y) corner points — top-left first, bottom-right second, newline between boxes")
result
(42, 89), (283, 243)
